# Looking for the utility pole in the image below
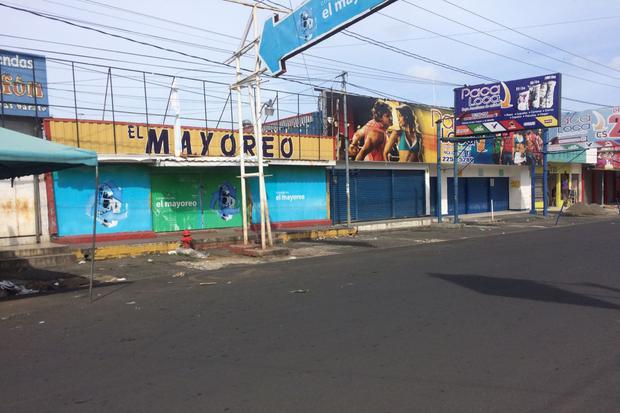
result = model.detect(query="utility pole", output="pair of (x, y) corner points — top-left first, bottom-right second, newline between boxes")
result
(436, 119), (443, 223)
(337, 72), (351, 227)
(453, 140), (459, 224)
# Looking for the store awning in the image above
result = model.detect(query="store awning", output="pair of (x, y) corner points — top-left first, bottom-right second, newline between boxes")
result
(0, 126), (97, 179)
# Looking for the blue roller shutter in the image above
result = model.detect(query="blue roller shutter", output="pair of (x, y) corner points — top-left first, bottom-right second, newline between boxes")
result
(466, 178), (490, 214)
(330, 169), (427, 224)
(447, 178), (467, 215)
(393, 170), (425, 218)
(356, 170), (392, 221)
(429, 177), (437, 216)
(490, 177), (509, 211)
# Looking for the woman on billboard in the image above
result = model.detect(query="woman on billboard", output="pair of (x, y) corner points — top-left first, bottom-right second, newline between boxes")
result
(384, 104), (423, 162)
(349, 100), (392, 161)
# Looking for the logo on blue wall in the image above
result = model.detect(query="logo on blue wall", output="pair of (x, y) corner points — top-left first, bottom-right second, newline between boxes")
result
(88, 181), (129, 228)
(210, 182), (239, 221)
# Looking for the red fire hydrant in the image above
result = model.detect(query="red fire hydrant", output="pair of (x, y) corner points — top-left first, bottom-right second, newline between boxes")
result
(181, 229), (193, 249)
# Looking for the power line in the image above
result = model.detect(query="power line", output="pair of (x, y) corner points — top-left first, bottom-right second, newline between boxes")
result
(43, 0), (241, 47)
(63, 0), (241, 41)
(313, 14), (620, 49)
(440, 0), (620, 76)
(399, 0), (620, 86)
(343, 30), (497, 82)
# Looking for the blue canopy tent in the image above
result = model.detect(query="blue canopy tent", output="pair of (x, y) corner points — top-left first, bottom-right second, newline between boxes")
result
(0, 126), (99, 300)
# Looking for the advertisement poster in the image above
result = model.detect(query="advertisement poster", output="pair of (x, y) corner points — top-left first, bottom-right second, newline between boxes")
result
(551, 107), (620, 148)
(597, 149), (620, 169)
(454, 73), (561, 137)
(151, 169), (242, 232)
(0, 49), (49, 117)
(325, 92), (544, 166)
(249, 166), (327, 224)
(54, 165), (152, 236)
(45, 119), (334, 161)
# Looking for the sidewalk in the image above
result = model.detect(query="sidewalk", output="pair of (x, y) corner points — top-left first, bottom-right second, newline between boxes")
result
(60, 210), (535, 260)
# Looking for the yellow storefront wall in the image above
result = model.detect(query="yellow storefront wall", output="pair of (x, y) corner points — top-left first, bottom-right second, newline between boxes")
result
(535, 164), (574, 209)
(45, 119), (335, 161)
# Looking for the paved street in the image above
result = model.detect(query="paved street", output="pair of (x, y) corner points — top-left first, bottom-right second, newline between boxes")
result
(2, 216), (620, 412)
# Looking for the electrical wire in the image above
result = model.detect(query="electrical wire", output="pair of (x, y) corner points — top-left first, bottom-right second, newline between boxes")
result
(400, 0), (620, 86)
(440, 0), (620, 75)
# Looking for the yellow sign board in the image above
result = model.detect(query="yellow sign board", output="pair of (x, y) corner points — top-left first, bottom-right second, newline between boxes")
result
(45, 119), (335, 161)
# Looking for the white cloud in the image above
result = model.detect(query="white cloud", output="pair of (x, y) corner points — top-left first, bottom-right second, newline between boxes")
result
(610, 56), (620, 70)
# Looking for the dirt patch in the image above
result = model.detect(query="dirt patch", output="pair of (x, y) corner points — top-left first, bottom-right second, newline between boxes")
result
(564, 203), (616, 217)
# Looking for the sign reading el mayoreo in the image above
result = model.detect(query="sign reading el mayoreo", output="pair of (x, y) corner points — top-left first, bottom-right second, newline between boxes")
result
(453, 73), (561, 137)
(0, 49), (49, 118)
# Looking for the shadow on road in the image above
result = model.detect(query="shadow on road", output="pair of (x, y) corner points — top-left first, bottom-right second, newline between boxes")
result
(428, 272), (620, 310)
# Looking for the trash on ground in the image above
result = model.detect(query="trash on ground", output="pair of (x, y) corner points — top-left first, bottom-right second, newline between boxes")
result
(78, 260), (86, 264)
(38, 321), (45, 324)
(125, 301), (136, 305)
(290, 289), (309, 294)
(0, 280), (39, 296)
(175, 248), (210, 259)
(168, 250), (177, 255)
(147, 258), (154, 263)
(199, 282), (217, 286)
(172, 271), (185, 278)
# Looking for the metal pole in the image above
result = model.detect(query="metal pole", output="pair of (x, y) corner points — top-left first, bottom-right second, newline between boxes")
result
(0, 62), (5, 127)
(453, 140), (459, 224)
(102, 68), (109, 121)
(530, 159), (536, 214)
(32, 63), (42, 244)
(162, 76), (175, 124)
(254, 83), (273, 247)
(341, 72), (351, 227)
(297, 93), (301, 160)
(276, 91), (280, 158)
(89, 163), (99, 303)
(71, 62), (80, 147)
(600, 171), (605, 205)
(229, 89), (235, 137)
(143, 72), (150, 128)
(234, 57), (248, 245)
(252, 4), (272, 248)
(542, 128), (549, 216)
(109, 69), (117, 154)
(436, 120), (442, 222)
(203, 81), (208, 129)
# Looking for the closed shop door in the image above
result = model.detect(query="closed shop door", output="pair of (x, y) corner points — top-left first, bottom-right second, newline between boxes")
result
(330, 169), (426, 224)
(466, 178), (490, 213)
(329, 169), (356, 224)
(447, 178), (467, 215)
(393, 170), (425, 218)
(356, 170), (392, 221)
(448, 177), (508, 214)
(489, 178), (509, 211)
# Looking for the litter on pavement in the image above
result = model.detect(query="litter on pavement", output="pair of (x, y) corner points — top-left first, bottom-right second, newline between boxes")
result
(0, 280), (39, 296)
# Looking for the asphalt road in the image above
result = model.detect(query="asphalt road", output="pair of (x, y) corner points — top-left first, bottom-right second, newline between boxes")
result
(2, 217), (620, 412)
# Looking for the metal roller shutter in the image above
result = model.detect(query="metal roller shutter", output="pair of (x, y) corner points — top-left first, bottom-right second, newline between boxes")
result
(490, 177), (509, 211)
(393, 170), (426, 218)
(466, 178), (490, 214)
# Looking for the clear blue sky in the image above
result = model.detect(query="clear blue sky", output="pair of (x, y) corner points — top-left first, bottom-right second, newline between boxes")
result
(2, 0), (619, 125)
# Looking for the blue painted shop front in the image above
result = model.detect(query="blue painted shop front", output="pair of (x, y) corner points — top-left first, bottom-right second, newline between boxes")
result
(447, 177), (509, 214)
(330, 169), (426, 224)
